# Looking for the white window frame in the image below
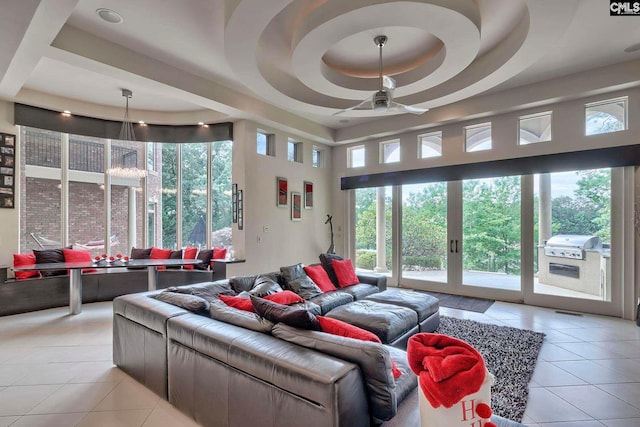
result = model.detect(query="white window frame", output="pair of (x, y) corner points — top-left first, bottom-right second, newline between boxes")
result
(464, 122), (492, 153)
(585, 97), (628, 136)
(257, 130), (275, 157)
(380, 139), (400, 164)
(418, 131), (442, 159)
(348, 145), (366, 168)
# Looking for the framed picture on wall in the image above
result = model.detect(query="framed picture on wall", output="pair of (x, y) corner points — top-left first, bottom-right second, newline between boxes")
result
(304, 181), (313, 209)
(291, 192), (302, 221)
(277, 177), (288, 207)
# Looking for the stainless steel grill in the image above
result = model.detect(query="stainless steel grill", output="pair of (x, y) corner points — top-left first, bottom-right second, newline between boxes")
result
(543, 234), (601, 260)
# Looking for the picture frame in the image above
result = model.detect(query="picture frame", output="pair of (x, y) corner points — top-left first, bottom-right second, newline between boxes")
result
(304, 181), (313, 209)
(237, 190), (244, 230)
(0, 133), (15, 209)
(291, 192), (302, 221)
(277, 177), (288, 207)
(232, 183), (238, 223)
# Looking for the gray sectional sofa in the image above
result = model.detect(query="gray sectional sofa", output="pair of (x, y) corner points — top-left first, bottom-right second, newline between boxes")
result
(113, 268), (522, 427)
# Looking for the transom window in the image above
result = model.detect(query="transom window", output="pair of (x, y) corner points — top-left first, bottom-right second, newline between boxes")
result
(465, 122), (492, 152)
(418, 132), (442, 158)
(348, 145), (366, 168)
(519, 112), (552, 145)
(312, 146), (325, 168)
(288, 139), (303, 163)
(380, 140), (400, 164)
(585, 97), (627, 136)
(257, 130), (275, 156)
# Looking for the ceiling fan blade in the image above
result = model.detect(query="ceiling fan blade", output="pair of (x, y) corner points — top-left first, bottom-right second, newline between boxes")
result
(333, 98), (373, 116)
(382, 75), (396, 90)
(388, 101), (429, 115)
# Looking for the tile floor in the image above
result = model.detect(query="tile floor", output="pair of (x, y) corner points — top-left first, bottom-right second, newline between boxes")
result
(0, 301), (639, 426)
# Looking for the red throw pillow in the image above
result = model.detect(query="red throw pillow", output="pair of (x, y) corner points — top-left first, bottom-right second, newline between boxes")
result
(331, 259), (359, 287)
(317, 316), (402, 379)
(63, 249), (97, 273)
(265, 290), (304, 305)
(218, 295), (254, 312)
(303, 265), (336, 292)
(150, 247), (172, 271)
(13, 253), (41, 279)
(182, 247), (198, 270)
(213, 247), (227, 260)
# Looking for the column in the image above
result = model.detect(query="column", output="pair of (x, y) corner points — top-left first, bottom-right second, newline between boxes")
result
(539, 173), (552, 245)
(374, 187), (388, 273)
(128, 186), (137, 252)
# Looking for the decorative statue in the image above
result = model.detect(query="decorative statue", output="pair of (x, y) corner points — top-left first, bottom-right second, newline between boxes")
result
(325, 214), (335, 254)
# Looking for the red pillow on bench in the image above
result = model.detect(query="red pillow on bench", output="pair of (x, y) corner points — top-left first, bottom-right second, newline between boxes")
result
(13, 253), (40, 279)
(150, 247), (172, 271)
(63, 249), (97, 273)
(182, 247), (198, 270)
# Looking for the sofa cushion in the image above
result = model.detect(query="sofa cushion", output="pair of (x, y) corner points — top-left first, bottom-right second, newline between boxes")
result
(332, 259), (359, 287)
(248, 274), (283, 297)
(308, 291), (354, 315)
(319, 253), (343, 287)
(272, 323), (398, 421)
(13, 253), (41, 279)
(33, 248), (67, 277)
(168, 281), (235, 301)
(338, 283), (379, 300)
(387, 346), (418, 404)
(195, 249), (213, 270)
(182, 246), (198, 270)
(304, 264), (336, 292)
(151, 291), (210, 314)
(286, 276), (323, 300)
(130, 247), (152, 259)
(62, 248), (97, 273)
(166, 249), (183, 269)
(251, 295), (320, 331)
(208, 299), (274, 334)
(219, 294), (254, 312)
(280, 263), (305, 283)
(229, 275), (257, 293)
(213, 246), (227, 260)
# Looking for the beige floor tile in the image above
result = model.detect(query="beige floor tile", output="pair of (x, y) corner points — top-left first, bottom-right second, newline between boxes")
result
(597, 383), (640, 409)
(29, 382), (117, 414)
(93, 379), (160, 411)
(11, 363), (83, 386)
(549, 385), (640, 419)
(600, 419), (640, 427)
(142, 400), (201, 427)
(0, 385), (61, 416)
(531, 361), (586, 386)
(77, 409), (151, 427)
(67, 362), (127, 384)
(553, 360), (638, 384)
(554, 342), (627, 360)
(538, 343), (583, 362)
(10, 412), (87, 427)
(0, 416), (19, 427)
(523, 387), (592, 423)
(525, 422), (604, 427)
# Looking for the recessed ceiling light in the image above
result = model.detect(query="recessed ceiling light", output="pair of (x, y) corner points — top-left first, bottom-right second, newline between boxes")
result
(96, 8), (123, 24)
(624, 42), (640, 53)
(62, 110), (71, 117)
(138, 120), (147, 126)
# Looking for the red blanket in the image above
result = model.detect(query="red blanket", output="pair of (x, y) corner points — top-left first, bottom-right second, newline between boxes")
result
(407, 333), (486, 408)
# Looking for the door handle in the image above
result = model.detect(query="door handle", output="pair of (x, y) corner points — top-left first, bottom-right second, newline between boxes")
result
(455, 239), (459, 253)
(450, 240), (454, 253)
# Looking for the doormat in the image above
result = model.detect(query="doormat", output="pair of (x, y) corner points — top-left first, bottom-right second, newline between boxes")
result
(416, 290), (495, 313)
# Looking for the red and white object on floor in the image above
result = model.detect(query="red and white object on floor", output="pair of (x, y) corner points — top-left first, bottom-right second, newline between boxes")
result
(407, 333), (496, 427)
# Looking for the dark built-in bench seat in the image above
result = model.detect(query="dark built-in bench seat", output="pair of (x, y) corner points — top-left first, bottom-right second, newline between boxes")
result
(0, 268), (215, 316)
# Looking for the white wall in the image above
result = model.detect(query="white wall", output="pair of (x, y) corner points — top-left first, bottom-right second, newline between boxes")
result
(0, 101), (18, 269)
(226, 120), (334, 276)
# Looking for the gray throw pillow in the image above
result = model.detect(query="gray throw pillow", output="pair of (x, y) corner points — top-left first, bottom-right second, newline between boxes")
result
(229, 275), (257, 293)
(280, 263), (305, 283)
(151, 291), (210, 314)
(168, 281), (235, 301)
(251, 295), (320, 331)
(248, 275), (283, 297)
(209, 299), (274, 334)
(319, 253), (343, 287)
(287, 276), (323, 300)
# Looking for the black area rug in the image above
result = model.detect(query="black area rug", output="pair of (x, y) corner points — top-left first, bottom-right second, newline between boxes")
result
(417, 290), (495, 313)
(435, 316), (545, 422)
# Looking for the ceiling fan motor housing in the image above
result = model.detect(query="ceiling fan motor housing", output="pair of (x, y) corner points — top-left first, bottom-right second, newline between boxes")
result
(373, 90), (390, 111)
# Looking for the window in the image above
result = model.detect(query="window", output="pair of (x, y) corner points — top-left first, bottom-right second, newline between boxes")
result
(519, 112), (552, 145)
(348, 145), (365, 168)
(418, 132), (442, 158)
(585, 97), (627, 136)
(257, 130), (275, 156)
(380, 140), (400, 164)
(147, 142), (156, 171)
(312, 146), (325, 168)
(465, 122), (492, 152)
(288, 139), (302, 163)
(19, 126), (232, 253)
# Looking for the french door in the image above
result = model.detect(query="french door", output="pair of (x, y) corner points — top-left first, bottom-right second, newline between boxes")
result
(355, 167), (632, 317)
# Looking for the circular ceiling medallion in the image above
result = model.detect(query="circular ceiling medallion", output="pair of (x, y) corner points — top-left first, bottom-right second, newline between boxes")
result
(96, 8), (123, 24)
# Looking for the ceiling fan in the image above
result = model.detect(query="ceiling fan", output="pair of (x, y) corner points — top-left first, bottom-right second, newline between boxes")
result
(335, 35), (428, 115)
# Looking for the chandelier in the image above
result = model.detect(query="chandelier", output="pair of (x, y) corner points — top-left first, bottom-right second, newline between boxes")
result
(106, 89), (147, 179)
